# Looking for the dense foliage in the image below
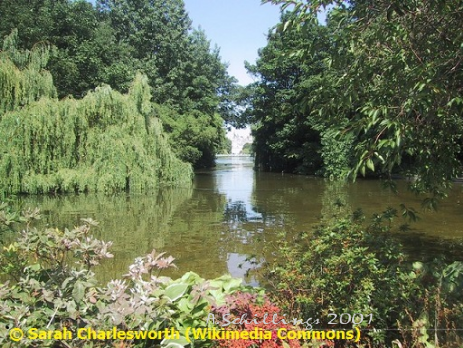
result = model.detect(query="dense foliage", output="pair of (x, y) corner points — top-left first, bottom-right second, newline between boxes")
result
(245, 15), (329, 175)
(265, 197), (463, 347)
(0, 0), (238, 168)
(246, 0), (463, 196)
(241, 3), (463, 347)
(0, 32), (192, 194)
(0, 31), (57, 115)
(2, 1), (463, 348)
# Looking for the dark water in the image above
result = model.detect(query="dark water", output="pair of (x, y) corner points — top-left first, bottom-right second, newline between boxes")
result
(14, 156), (463, 284)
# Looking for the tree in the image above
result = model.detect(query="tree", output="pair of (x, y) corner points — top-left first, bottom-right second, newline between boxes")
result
(155, 104), (227, 168)
(97, 0), (237, 168)
(47, 0), (114, 97)
(0, 29), (57, 115)
(0, 33), (192, 194)
(0, 0), (134, 98)
(96, 0), (192, 104)
(1, 0), (238, 168)
(0, 0), (57, 49)
(245, 14), (333, 174)
(263, 0), (463, 199)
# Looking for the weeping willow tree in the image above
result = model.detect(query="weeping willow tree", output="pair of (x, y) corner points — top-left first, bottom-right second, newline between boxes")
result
(0, 30), (57, 116)
(0, 31), (192, 194)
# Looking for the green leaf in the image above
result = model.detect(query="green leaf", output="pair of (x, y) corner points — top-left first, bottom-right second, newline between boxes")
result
(161, 336), (190, 348)
(165, 283), (189, 302)
(62, 277), (74, 289)
(359, 162), (366, 177)
(29, 263), (41, 272)
(177, 298), (192, 313)
(180, 271), (202, 285)
(366, 158), (375, 172)
(72, 281), (85, 302)
(283, 20), (291, 32)
(66, 300), (77, 318)
(413, 262), (424, 271)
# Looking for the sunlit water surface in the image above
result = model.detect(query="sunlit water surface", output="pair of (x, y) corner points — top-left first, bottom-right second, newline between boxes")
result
(14, 156), (463, 284)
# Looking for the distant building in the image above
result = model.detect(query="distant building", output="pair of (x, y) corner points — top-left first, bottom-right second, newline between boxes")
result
(226, 126), (253, 155)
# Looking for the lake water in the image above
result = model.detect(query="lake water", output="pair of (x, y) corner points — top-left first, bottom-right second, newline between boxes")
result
(14, 156), (463, 284)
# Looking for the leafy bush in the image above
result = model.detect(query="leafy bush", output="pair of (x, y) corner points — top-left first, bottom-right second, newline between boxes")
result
(155, 104), (227, 168)
(265, 207), (463, 347)
(211, 291), (302, 348)
(318, 128), (353, 180)
(0, 204), (260, 348)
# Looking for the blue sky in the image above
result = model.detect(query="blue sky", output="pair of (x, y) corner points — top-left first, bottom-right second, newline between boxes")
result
(184, 1), (328, 85)
(183, 0), (282, 85)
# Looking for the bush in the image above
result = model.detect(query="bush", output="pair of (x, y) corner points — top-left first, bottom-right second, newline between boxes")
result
(211, 292), (302, 348)
(0, 204), (262, 348)
(265, 206), (463, 347)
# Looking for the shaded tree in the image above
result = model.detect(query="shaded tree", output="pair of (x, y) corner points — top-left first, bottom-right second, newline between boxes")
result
(245, 14), (332, 174)
(263, 0), (463, 200)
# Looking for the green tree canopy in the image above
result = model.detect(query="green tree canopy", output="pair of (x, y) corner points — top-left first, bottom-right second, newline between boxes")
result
(260, 0), (463, 200)
(96, 0), (240, 167)
(0, 33), (192, 194)
(245, 13), (338, 174)
(0, 0), (240, 168)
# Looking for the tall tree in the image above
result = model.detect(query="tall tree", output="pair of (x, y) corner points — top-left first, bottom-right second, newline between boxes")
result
(0, 0), (57, 49)
(0, 0), (133, 98)
(96, 0), (238, 167)
(0, 34), (192, 194)
(1, 0), (238, 168)
(245, 14), (335, 174)
(97, 0), (192, 104)
(263, 0), (463, 200)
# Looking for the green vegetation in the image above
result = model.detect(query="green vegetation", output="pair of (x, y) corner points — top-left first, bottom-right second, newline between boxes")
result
(2, 199), (462, 348)
(0, 0), (239, 169)
(155, 103), (228, 168)
(241, 143), (253, 155)
(0, 204), (269, 348)
(246, 0), (463, 199)
(246, 2), (463, 345)
(220, 137), (233, 155)
(245, 14), (327, 174)
(265, 201), (463, 347)
(0, 32), (192, 194)
(1, 1), (463, 348)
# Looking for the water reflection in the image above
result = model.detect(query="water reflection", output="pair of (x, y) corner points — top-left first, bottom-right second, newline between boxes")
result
(15, 187), (194, 281)
(13, 156), (463, 284)
(216, 156), (262, 223)
(201, 156), (263, 284)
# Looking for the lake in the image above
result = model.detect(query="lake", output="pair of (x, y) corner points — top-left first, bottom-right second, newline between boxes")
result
(14, 155), (463, 284)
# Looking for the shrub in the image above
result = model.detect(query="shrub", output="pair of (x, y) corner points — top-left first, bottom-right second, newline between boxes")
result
(0, 204), (261, 348)
(211, 292), (303, 348)
(265, 206), (463, 347)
